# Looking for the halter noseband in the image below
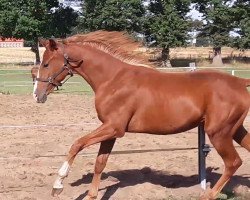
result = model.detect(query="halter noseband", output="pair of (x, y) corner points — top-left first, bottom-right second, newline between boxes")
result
(36, 54), (83, 87)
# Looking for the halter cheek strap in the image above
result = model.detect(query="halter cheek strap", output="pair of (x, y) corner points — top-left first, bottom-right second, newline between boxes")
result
(36, 54), (83, 87)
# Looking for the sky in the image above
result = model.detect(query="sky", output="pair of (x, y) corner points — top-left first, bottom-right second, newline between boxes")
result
(188, 8), (203, 20)
(60, 1), (204, 20)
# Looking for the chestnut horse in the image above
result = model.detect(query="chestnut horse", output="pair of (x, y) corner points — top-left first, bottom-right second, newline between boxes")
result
(33, 31), (250, 200)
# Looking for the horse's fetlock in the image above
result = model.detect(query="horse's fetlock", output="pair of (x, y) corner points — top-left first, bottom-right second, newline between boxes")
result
(58, 161), (70, 177)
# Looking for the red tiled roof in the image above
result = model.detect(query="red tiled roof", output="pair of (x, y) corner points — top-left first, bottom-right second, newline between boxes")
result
(0, 38), (24, 42)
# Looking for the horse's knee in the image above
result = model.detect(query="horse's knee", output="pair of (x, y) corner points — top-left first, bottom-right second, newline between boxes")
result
(69, 142), (82, 155)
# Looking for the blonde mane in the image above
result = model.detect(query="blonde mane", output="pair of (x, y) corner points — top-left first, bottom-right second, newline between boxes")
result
(64, 31), (152, 68)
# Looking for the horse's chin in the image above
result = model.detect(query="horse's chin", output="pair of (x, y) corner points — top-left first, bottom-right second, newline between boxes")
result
(37, 98), (47, 103)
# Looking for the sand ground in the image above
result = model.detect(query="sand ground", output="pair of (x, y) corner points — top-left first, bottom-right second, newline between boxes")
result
(0, 94), (249, 200)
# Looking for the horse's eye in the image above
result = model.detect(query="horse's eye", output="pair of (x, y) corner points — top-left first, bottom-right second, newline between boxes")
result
(44, 63), (49, 68)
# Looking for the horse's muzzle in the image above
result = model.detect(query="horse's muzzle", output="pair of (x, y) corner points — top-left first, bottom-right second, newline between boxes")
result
(33, 91), (47, 103)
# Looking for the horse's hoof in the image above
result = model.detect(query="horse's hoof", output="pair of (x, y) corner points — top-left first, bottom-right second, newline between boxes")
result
(200, 193), (214, 200)
(51, 187), (63, 197)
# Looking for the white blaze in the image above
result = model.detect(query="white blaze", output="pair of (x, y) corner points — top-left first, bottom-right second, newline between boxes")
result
(33, 69), (39, 101)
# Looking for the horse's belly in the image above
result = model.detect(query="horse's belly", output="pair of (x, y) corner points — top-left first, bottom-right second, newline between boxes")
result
(127, 100), (203, 134)
(128, 114), (201, 134)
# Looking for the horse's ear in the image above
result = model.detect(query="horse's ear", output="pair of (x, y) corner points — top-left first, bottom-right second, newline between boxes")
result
(48, 39), (58, 51)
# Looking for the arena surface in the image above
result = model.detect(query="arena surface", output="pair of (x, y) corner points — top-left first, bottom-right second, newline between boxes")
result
(0, 94), (249, 200)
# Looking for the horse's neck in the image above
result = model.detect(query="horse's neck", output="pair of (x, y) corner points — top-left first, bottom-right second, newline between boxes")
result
(73, 45), (127, 92)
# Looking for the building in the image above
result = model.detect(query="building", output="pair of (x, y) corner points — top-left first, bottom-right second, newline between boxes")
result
(0, 38), (24, 48)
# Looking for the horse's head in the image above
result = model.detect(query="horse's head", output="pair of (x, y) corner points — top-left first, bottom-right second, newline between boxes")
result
(33, 39), (74, 103)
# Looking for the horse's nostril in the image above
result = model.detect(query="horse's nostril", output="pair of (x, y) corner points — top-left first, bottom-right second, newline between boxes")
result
(41, 95), (47, 103)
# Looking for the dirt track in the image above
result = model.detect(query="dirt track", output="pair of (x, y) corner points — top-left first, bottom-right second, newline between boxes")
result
(0, 94), (249, 200)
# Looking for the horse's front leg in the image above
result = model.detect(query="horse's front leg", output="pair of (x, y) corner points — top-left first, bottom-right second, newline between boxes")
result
(51, 123), (121, 197)
(87, 139), (116, 200)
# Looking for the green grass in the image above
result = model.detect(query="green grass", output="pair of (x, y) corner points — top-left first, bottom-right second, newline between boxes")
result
(0, 69), (93, 95)
(216, 191), (249, 200)
(213, 68), (250, 79)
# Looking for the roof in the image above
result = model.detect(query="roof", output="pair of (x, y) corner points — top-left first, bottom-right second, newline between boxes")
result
(0, 38), (24, 42)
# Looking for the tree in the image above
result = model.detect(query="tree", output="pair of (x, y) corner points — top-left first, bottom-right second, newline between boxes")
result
(193, 0), (234, 65)
(0, 1), (18, 38)
(77, 0), (145, 33)
(49, 6), (78, 38)
(0, 0), (78, 64)
(144, 0), (191, 67)
(231, 0), (250, 49)
(76, 0), (192, 67)
(0, 0), (58, 64)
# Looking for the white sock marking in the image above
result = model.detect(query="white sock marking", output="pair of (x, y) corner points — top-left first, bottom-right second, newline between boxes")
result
(58, 161), (70, 177)
(53, 161), (70, 189)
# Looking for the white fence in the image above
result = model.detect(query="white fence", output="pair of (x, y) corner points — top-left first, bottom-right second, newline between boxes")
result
(157, 67), (250, 76)
(1, 67), (250, 88)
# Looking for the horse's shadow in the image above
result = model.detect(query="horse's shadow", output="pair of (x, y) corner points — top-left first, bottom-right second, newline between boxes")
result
(71, 167), (250, 200)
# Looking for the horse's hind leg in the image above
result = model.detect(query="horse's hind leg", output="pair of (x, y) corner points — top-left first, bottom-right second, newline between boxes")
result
(205, 131), (242, 199)
(51, 123), (122, 197)
(87, 139), (116, 200)
(234, 125), (250, 152)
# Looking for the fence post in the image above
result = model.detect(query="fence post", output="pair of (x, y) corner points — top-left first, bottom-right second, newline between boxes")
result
(189, 62), (196, 71)
(198, 123), (211, 190)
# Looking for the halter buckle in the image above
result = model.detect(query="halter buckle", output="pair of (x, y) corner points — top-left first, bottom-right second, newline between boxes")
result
(48, 77), (53, 84)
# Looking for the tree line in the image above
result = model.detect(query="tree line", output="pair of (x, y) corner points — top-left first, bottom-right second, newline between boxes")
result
(0, 0), (249, 65)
